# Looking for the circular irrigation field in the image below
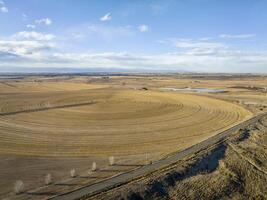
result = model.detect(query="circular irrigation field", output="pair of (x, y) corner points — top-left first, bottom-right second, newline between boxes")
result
(0, 86), (252, 157)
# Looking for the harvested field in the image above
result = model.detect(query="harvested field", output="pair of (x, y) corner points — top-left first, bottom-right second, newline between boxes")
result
(0, 76), (260, 199)
(92, 116), (267, 200)
(0, 83), (251, 157)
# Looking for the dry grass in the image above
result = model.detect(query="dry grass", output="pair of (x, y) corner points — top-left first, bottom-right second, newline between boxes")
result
(0, 84), (251, 157)
(1, 75), (265, 199)
(92, 116), (267, 200)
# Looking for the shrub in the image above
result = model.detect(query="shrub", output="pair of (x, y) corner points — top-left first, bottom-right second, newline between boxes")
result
(14, 180), (24, 194)
(92, 162), (97, 171)
(45, 173), (52, 185)
(70, 168), (76, 178)
(109, 156), (115, 166)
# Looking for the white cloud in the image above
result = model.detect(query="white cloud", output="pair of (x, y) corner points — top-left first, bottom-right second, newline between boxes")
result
(0, 0), (8, 13)
(138, 24), (149, 32)
(22, 13), (27, 21)
(0, 31), (56, 59)
(100, 13), (112, 21)
(12, 31), (55, 41)
(1, 48), (267, 73)
(35, 18), (52, 26)
(219, 34), (255, 39)
(26, 24), (36, 29)
(0, 6), (8, 12)
(0, 40), (54, 56)
(0, 32), (266, 73)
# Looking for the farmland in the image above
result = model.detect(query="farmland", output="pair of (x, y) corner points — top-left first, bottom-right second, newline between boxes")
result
(0, 74), (266, 199)
(93, 114), (267, 200)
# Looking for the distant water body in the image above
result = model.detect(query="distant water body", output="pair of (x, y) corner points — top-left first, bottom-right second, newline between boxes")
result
(162, 87), (226, 93)
(0, 76), (21, 79)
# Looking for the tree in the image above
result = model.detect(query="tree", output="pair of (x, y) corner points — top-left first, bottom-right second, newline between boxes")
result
(92, 162), (97, 171)
(14, 180), (24, 194)
(45, 173), (52, 185)
(70, 168), (76, 178)
(109, 156), (115, 166)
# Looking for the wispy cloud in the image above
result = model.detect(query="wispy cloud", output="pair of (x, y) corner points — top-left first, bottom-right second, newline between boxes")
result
(138, 24), (149, 32)
(100, 13), (112, 21)
(174, 40), (224, 49)
(12, 31), (55, 41)
(68, 23), (134, 41)
(22, 13), (27, 21)
(88, 24), (134, 39)
(26, 24), (36, 29)
(198, 37), (212, 41)
(35, 18), (52, 26)
(160, 38), (226, 55)
(219, 34), (255, 39)
(150, 1), (171, 15)
(0, 0), (8, 13)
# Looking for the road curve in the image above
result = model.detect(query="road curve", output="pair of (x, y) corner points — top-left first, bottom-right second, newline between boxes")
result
(49, 112), (267, 200)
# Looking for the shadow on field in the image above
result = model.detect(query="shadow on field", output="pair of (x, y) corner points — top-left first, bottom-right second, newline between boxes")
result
(115, 164), (145, 167)
(77, 175), (109, 179)
(99, 169), (128, 173)
(55, 182), (82, 186)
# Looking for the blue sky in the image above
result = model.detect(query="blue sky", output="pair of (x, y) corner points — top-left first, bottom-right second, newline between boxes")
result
(0, 0), (267, 73)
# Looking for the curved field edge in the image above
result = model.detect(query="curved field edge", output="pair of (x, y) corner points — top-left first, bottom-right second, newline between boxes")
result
(0, 87), (252, 157)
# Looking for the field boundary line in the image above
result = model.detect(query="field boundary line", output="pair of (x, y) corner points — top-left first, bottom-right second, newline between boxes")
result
(0, 102), (95, 116)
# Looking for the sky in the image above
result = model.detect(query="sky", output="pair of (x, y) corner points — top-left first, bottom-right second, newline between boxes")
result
(0, 0), (267, 73)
